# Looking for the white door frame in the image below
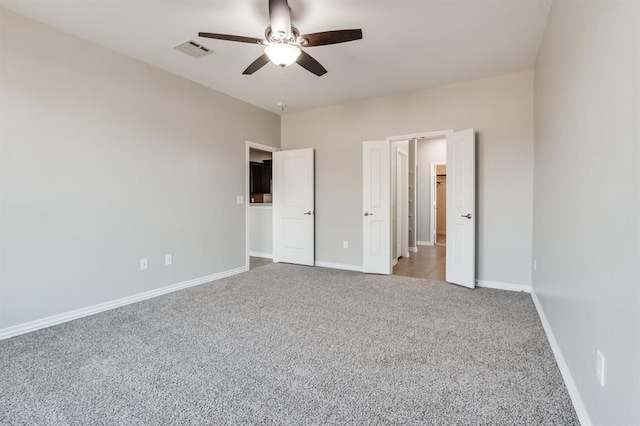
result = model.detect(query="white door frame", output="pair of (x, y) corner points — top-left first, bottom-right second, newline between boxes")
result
(445, 129), (476, 288)
(362, 140), (392, 274)
(431, 161), (447, 246)
(371, 131), (452, 274)
(397, 146), (409, 258)
(409, 139), (418, 253)
(245, 141), (280, 270)
(272, 148), (315, 266)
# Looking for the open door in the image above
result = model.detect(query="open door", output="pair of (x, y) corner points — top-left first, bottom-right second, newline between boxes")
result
(362, 141), (391, 274)
(273, 148), (315, 266)
(445, 129), (476, 288)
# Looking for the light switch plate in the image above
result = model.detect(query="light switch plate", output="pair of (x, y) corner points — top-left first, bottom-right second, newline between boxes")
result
(236, 195), (244, 204)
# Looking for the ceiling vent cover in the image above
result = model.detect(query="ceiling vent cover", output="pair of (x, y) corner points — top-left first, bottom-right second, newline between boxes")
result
(173, 40), (213, 58)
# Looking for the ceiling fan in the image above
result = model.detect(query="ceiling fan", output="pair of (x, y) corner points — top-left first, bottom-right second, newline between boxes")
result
(198, 0), (363, 76)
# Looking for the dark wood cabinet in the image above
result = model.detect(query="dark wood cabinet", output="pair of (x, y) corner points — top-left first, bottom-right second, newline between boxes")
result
(250, 160), (272, 194)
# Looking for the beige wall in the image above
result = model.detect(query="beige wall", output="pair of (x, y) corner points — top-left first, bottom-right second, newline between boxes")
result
(416, 138), (447, 243)
(249, 148), (273, 163)
(282, 71), (534, 285)
(0, 9), (280, 329)
(533, 0), (640, 424)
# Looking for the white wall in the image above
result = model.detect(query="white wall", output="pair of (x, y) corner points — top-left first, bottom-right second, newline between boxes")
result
(282, 71), (534, 285)
(533, 0), (640, 424)
(0, 9), (280, 330)
(249, 206), (273, 258)
(416, 138), (446, 243)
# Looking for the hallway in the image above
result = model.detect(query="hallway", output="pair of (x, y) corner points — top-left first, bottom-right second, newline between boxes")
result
(393, 245), (446, 281)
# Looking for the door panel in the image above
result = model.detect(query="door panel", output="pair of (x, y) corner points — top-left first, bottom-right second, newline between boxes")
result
(445, 129), (476, 288)
(363, 141), (391, 274)
(273, 148), (314, 266)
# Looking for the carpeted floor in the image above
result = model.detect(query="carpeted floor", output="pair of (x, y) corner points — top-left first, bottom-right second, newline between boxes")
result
(0, 264), (578, 425)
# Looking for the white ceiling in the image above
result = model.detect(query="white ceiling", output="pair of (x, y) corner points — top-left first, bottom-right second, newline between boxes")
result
(0, 0), (553, 114)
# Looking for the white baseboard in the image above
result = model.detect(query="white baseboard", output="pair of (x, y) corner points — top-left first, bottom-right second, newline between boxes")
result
(315, 261), (363, 272)
(531, 291), (592, 426)
(476, 280), (531, 293)
(392, 258), (398, 267)
(249, 251), (273, 259)
(409, 247), (418, 253)
(417, 240), (434, 246)
(0, 266), (248, 341)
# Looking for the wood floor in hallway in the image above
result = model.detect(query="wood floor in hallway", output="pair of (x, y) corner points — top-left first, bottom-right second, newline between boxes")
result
(393, 245), (446, 281)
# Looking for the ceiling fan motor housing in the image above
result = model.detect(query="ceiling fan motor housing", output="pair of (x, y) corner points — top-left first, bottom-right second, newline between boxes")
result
(198, 0), (362, 76)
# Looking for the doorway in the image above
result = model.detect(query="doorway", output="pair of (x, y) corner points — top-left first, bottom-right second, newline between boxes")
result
(245, 141), (279, 270)
(362, 128), (475, 288)
(393, 137), (447, 280)
(433, 163), (447, 246)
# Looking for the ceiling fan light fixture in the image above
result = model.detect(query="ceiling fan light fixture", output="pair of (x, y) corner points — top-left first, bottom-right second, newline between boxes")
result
(265, 43), (301, 67)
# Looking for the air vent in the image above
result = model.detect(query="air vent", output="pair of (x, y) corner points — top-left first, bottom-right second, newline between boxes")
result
(173, 40), (213, 58)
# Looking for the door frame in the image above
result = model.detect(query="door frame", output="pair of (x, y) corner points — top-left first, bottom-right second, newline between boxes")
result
(272, 148), (315, 266)
(382, 131), (453, 273)
(392, 142), (410, 260)
(431, 161), (447, 246)
(245, 141), (280, 270)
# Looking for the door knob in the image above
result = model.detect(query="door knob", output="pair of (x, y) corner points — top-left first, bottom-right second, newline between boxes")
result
(364, 212), (373, 216)
(461, 214), (472, 219)
(304, 211), (314, 215)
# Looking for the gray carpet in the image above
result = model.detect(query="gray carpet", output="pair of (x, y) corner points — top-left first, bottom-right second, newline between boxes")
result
(0, 263), (578, 425)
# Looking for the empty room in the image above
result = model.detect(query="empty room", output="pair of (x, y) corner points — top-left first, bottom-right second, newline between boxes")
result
(1, 0), (638, 425)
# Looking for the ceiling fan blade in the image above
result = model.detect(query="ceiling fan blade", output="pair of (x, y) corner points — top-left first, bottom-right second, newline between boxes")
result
(198, 32), (263, 45)
(296, 50), (327, 76)
(300, 29), (363, 47)
(269, 0), (292, 40)
(243, 54), (271, 75)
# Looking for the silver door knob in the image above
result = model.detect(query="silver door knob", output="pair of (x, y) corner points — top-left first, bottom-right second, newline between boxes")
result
(364, 212), (373, 216)
(461, 214), (472, 219)
(304, 211), (313, 215)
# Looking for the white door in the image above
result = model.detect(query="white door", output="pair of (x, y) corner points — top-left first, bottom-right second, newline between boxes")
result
(399, 148), (409, 258)
(395, 148), (402, 258)
(273, 148), (315, 266)
(445, 129), (476, 288)
(363, 141), (391, 274)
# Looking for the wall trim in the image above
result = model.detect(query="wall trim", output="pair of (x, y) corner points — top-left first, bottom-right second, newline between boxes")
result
(249, 251), (273, 259)
(476, 280), (531, 293)
(0, 266), (248, 341)
(531, 290), (592, 426)
(417, 240), (434, 246)
(409, 247), (418, 253)
(315, 261), (363, 272)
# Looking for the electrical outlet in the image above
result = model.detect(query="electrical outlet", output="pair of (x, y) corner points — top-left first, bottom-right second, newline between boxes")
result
(596, 350), (606, 387)
(140, 258), (148, 271)
(165, 254), (173, 266)
(343, 240), (349, 249)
